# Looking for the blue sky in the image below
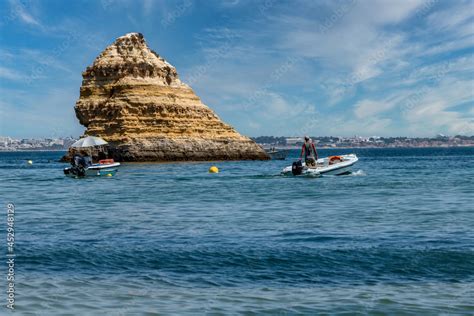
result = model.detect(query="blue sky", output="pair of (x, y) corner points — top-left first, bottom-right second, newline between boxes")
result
(0, 0), (473, 138)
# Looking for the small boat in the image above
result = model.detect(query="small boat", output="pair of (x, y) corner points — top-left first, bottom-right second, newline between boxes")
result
(64, 136), (120, 178)
(64, 159), (120, 178)
(281, 154), (358, 176)
(265, 148), (289, 160)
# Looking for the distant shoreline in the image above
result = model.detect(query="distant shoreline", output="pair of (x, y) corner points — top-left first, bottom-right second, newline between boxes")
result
(0, 149), (67, 152)
(265, 145), (474, 150)
(1, 145), (473, 153)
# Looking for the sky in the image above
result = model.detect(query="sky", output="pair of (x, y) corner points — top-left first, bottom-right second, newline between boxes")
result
(0, 0), (473, 138)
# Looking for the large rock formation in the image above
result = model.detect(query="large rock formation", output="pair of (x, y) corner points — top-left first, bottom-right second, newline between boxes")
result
(73, 32), (268, 161)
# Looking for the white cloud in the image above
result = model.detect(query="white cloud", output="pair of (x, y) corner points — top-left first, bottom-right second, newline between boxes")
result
(8, 0), (41, 26)
(336, 117), (393, 136)
(426, 1), (474, 33)
(406, 103), (474, 136)
(18, 49), (74, 73)
(355, 0), (425, 25)
(0, 66), (24, 81)
(401, 78), (474, 135)
(217, 0), (241, 8)
(354, 100), (388, 119)
(353, 92), (408, 119)
(275, 1), (422, 68)
(420, 35), (474, 57)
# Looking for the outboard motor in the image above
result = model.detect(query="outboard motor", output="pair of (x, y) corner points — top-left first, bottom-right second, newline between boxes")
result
(292, 160), (304, 176)
(70, 166), (86, 177)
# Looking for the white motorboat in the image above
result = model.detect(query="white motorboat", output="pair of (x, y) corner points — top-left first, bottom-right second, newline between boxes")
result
(64, 160), (120, 178)
(281, 154), (358, 176)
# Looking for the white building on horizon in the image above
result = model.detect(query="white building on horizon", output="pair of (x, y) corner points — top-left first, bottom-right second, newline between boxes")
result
(286, 137), (303, 145)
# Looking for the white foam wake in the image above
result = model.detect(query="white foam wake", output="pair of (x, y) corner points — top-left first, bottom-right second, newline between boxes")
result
(349, 169), (366, 176)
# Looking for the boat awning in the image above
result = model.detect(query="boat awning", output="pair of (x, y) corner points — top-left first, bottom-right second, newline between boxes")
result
(71, 136), (108, 148)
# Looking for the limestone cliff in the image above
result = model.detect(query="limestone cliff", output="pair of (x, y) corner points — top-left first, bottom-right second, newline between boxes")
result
(73, 32), (269, 161)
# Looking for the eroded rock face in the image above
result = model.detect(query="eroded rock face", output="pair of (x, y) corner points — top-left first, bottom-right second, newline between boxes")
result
(74, 32), (269, 161)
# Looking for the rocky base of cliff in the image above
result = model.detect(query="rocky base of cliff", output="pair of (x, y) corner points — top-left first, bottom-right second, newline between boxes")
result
(61, 137), (269, 162)
(112, 138), (269, 161)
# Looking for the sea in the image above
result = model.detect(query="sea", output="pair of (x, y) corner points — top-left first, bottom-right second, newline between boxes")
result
(0, 147), (473, 315)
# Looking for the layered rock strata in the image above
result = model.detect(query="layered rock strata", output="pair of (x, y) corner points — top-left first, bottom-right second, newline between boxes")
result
(71, 32), (269, 161)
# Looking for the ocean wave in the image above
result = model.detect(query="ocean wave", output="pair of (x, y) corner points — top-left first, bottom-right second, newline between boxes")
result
(16, 244), (474, 285)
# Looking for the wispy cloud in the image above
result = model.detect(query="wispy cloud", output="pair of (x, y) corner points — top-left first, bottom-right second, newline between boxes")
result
(7, 0), (42, 27)
(402, 78), (474, 135)
(0, 66), (24, 81)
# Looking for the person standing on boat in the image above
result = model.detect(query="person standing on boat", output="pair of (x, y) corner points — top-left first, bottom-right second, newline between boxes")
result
(300, 136), (318, 166)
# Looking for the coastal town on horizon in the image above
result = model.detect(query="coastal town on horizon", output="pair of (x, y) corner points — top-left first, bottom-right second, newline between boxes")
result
(1, 134), (473, 151)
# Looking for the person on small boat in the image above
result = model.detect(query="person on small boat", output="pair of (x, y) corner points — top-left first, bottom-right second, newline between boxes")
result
(72, 152), (84, 167)
(81, 151), (93, 167)
(300, 136), (318, 167)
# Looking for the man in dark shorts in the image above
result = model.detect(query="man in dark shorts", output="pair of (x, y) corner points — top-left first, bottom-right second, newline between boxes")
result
(300, 136), (318, 167)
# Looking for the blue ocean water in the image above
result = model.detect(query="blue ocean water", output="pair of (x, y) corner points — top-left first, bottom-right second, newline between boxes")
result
(0, 147), (473, 315)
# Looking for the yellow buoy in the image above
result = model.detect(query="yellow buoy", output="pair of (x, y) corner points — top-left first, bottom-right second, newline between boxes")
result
(209, 166), (219, 173)
(27, 160), (33, 165)
(106, 173), (113, 177)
